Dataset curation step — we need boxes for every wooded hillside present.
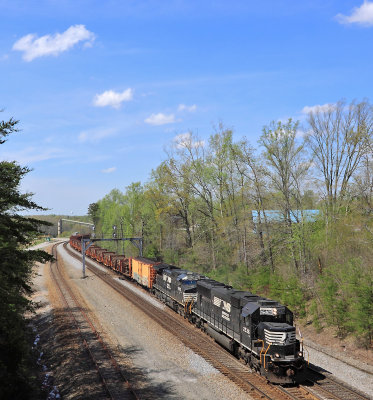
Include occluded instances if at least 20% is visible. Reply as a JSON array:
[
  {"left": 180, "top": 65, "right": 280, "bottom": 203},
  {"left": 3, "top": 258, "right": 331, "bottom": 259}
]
[{"left": 91, "top": 100, "right": 373, "bottom": 347}]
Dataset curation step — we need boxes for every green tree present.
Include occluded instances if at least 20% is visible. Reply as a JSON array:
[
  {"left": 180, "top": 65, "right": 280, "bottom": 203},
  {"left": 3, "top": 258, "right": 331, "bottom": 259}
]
[
  {"left": 0, "top": 115, "right": 52, "bottom": 399},
  {"left": 88, "top": 202, "right": 100, "bottom": 226}
]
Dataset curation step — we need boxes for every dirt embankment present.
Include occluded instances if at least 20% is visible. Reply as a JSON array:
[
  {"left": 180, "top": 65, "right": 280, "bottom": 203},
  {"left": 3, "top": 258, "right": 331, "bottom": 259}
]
[
  {"left": 30, "top": 243, "right": 109, "bottom": 399},
  {"left": 298, "top": 322, "right": 373, "bottom": 372}
]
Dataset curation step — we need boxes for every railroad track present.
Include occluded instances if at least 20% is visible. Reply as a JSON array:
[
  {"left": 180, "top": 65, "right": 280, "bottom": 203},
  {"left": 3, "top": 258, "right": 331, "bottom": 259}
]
[
  {"left": 63, "top": 242, "right": 326, "bottom": 400},
  {"left": 50, "top": 243, "right": 139, "bottom": 400},
  {"left": 302, "top": 366, "right": 371, "bottom": 400},
  {"left": 64, "top": 241, "right": 373, "bottom": 400}
]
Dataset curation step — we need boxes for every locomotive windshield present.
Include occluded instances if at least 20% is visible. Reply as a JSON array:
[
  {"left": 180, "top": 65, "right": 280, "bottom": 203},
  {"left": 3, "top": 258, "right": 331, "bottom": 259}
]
[
  {"left": 182, "top": 279, "right": 197, "bottom": 285},
  {"left": 260, "top": 314, "right": 286, "bottom": 323},
  {"left": 260, "top": 310, "right": 293, "bottom": 325}
]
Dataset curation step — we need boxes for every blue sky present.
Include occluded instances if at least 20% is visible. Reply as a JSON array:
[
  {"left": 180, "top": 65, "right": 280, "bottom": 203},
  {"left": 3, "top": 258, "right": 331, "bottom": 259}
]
[{"left": 1, "top": 0, "right": 372, "bottom": 215}]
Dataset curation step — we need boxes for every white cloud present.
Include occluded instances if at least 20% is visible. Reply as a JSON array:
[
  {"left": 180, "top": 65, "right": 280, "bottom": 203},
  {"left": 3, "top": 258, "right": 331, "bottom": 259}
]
[
  {"left": 12, "top": 24, "right": 95, "bottom": 61},
  {"left": 145, "top": 113, "right": 176, "bottom": 125},
  {"left": 296, "top": 129, "right": 307, "bottom": 138},
  {"left": 178, "top": 104, "right": 197, "bottom": 112},
  {"left": 78, "top": 128, "right": 117, "bottom": 143},
  {"left": 336, "top": 1, "right": 373, "bottom": 26},
  {"left": 101, "top": 167, "right": 116, "bottom": 173},
  {"left": 0, "top": 146, "right": 63, "bottom": 164},
  {"left": 301, "top": 103, "right": 335, "bottom": 114},
  {"left": 93, "top": 88, "right": 134, "bottom": 109},
  {"left": 173, "top": 132, "right": 204, "bottom": 149}
]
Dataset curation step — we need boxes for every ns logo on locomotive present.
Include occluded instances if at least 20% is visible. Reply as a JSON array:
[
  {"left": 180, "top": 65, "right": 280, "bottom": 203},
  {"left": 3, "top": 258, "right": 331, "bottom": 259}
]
[{"left": 70, "top": 235, "right": 306, "bottom": 384}]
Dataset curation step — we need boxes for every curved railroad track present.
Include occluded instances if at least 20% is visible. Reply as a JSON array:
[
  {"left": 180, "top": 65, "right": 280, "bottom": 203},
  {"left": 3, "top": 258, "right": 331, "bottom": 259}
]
[
  {"left": 63, "top": 242, "right": 324, "bottom": 400},
  {"left": 50, "top": 242, "right": 139, "bottom": 400},
  {"left": 62, "top": 241, "right": 372, "bottom": 400}
]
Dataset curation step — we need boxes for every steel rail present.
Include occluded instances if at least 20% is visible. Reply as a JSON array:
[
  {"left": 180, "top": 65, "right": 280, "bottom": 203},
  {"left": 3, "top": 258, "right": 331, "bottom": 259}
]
[
  {"left": 51, "top": 243, "right": 139, "bottom": 400},
  {"left": 303, "top": 367, "right": 371, "bottom": 400},
  {"left": 64, "top": 242, "right": 323, "bottom": 400}
]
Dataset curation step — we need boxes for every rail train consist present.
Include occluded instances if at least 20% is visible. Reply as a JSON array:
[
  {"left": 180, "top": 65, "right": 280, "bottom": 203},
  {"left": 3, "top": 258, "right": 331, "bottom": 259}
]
[{"left": 70, "top": 235, "right": 306, "bottom": 384}]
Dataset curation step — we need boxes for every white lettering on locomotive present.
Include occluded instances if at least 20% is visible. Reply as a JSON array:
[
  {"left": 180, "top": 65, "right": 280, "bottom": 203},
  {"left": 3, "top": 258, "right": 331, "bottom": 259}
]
[
  {"left": 213, "top": 296, "right": 231, "bottom": 312},
  {"left": 222, "top": 311, "right": 230, "bottom": 321}
]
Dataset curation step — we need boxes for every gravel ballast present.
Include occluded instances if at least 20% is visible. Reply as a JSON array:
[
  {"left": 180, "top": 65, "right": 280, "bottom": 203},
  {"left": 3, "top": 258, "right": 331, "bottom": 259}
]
[
  {"left": 32, "top": 241, "right": 373, "bottom": 399},
  {"left": 57, "top": 243, "right": 250, "bottom": 399},
  {"left": 306, "top": 344, "right": 373, "bottom": 398}
]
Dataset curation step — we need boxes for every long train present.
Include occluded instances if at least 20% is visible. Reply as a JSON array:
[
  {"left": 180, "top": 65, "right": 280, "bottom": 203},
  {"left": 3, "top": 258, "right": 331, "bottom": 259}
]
[{"left": 69, "top": 234, "right": 306, "bottom": 384}]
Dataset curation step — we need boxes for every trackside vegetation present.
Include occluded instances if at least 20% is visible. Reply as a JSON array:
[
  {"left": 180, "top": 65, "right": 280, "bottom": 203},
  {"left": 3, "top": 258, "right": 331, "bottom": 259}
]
[
  {"left": 0, "top": 115, "right": 52, "bottom": 399},
  {"left": 91, "top": 100, "right": 373, "bottom": 347}
]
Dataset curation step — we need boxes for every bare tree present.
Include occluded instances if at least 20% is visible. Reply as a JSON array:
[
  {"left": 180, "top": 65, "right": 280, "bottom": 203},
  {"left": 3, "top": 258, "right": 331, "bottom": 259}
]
[
  {"left": 149, "top": 161, "right": 194, "bottom": 249},
  {"left": 352, "top": 153, "right": 373, "bottom": 213},
  {"left": 170, "top": 132, "right": 219, "bottom": 269},
  {"left": 306, "top": 99, "right": 373, "bottom": 213},
  {"left": 259, "top": 119, "right": 308, "bottom": 271},
  {"left": 231, "top": 139, "right": 275, "bottom": 271}
]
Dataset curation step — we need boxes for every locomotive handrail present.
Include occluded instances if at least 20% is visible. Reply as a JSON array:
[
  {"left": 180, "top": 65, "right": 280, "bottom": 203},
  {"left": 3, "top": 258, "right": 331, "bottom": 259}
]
[
  {"left": 263, "top": 343, "right": 272, "bottom": 371},
  {"left": 301, "top": 339, "right": 310, "bottom": 366},
  {"left": 189, "top": 299, "right": 194, "bottom": 314},
  {"left": 184, "top": 301, "right": 188, "bottom": 315},
  {"left": 258, "top": 339, "right": 265, "bottom": 364}
]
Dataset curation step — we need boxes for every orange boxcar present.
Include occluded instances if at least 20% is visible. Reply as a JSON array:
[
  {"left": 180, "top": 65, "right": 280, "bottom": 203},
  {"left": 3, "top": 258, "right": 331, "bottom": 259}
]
[{"left": 131, "top": 257, "right": 160, "bottom": 289}]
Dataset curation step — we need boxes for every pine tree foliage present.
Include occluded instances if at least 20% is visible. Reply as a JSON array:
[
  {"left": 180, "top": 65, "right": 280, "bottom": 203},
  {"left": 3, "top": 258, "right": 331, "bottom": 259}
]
[{"left": 0, "top": 115, "right": 52, "bottom": 399}]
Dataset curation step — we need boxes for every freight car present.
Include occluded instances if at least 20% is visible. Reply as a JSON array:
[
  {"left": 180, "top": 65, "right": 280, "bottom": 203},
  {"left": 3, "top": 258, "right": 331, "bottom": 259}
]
[{"left": 69, "top": 235, "right": 306, "bottom": 384}]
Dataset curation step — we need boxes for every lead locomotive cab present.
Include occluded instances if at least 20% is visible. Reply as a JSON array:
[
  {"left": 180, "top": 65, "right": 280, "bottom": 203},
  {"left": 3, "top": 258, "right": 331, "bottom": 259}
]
[{"left": 242, "top": 300, "right": 306, "bottom": 384}]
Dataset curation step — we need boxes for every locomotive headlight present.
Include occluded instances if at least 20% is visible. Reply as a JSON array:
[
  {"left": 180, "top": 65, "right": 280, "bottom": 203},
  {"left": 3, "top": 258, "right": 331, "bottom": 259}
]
[
  {"left": 298, "top": 351, "right": 303, "bottom": 357},
  {"left": 275, "top": 353, "right": 280, "bottom": 358}
]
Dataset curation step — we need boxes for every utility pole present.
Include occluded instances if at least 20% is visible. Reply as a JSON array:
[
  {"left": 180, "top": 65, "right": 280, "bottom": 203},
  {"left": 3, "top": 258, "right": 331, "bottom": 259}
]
[{"left": 120, "top": 217, "right": 124, "bottom": 255}]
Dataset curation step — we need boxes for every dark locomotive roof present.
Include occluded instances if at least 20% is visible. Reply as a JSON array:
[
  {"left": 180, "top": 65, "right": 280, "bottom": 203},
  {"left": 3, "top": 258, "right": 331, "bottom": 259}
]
[
  {"left": 240, "top": 294, "right": 263, "bottom": 307},
  {"left": 162, "top": 268, "right": 205, "bottom": 284},
  {"left": 199, "top": 279, "right": 288, "bottom": 315},
  {"left": 197, "top": 279, "right": 229, "bottom": 289},
  {"left": 177, "top": 272, "right": 205, "bottom": 281},
  {"left": 241, "top": 298, "right": 287, "bottom": 318},
  {"left": 197, "top": 279, "right": 228, "bottom": 298},
  {"left": 258, "top": 299, "right": 279, "bottom": 306},
  {"left": 164, "top": 268, "right": 189, "bottom": 277},
  {"left": 157, "top": 263, "right": 178, "bottom": 269},
  {"left": 153, "top": 263, "right": 178, "bottom": 272},
  {"left": 210, "top": 286, "right": 263, "bottom": 308}
]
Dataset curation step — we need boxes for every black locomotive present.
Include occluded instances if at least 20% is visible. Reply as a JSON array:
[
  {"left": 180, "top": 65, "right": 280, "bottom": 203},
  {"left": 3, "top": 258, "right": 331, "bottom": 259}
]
[
  {"left": 154, "top": 269, "right": 306, "bottom": 384},
  {"left": 70, "top": 235, "right": 306, "bottom": 384}
]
